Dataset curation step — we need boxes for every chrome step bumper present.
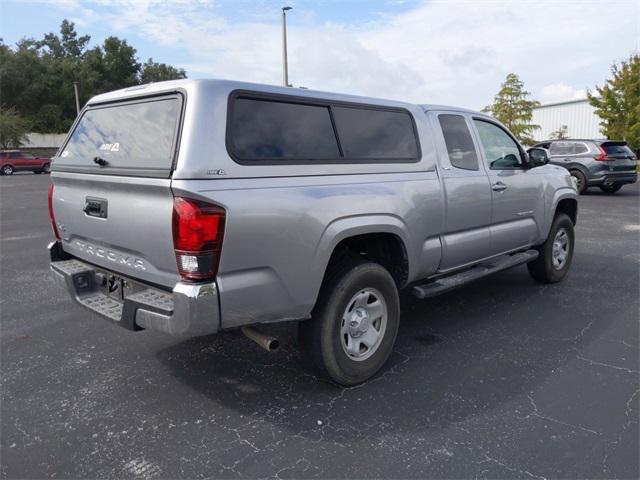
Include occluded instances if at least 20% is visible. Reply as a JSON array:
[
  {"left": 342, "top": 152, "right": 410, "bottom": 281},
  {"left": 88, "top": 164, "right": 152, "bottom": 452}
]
[{"left": 49, "top": 241, "right": 220, "bottom": 336}]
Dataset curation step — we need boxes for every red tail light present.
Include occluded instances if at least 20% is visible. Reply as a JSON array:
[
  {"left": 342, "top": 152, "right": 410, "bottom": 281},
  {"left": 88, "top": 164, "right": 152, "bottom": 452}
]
[
  {"left": 595, "top": 145, "right": 607, "bottom": 161},
  {"left": 48, "top": 183, "right": 60, "bottom": 240},
  {"left": 172, "top": 197, "right": 225, "bottom": 282}
]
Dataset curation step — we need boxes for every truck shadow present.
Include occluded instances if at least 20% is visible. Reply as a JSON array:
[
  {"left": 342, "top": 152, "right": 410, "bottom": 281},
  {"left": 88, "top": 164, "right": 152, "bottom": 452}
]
[{"left": 155, "top": 254, "right": 630, "bottom": 442}]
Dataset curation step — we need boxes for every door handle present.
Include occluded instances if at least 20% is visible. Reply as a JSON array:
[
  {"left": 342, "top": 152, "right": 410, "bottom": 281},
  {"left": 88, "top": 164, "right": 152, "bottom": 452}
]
[{"left": 492, "top": 182, "right": 508, "bottom": 192}]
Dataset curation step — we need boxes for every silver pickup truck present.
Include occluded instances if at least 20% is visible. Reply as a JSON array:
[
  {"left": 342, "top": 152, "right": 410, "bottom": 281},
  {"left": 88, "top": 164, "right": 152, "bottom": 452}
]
[{"left": 48, "top": 79, "right": 578, "bottom": 385}]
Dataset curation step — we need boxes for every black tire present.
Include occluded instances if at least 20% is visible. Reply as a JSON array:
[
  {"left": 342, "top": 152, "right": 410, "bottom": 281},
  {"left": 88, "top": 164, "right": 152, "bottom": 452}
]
[
  {"left": 527, "top": 213, "right": 575, "bottom": 284},
  {"left": 299, "top": 258, "right": 400, "bottom": 386},
  {"left": 599, "top": 184, "right": 622, "bottom": 194},
  {"left": 570, "top": 170, "right": 587, "bottom": 194},
  {"left": 2, "top": 165, "right": 14, "bottom": 175},
  {"left": 42, "top": 163, "right": 50, "bottom": 174},
  {"left": 34, "top": 170, "right": 42, "bottom": 174}
]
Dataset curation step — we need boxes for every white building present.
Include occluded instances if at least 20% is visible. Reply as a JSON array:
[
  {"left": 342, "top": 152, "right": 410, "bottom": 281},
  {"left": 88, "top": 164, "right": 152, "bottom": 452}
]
[
  {"left": 531, "top": 98, "right": 603, "bottom": 141},
  {"left": 19, "top": 132, "right": 67, "bottom": 156}
]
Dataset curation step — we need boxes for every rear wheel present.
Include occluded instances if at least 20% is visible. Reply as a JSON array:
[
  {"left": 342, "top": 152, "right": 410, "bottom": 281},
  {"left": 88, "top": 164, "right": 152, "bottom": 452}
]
[
  {"left": 299, "top": 258, "right": 400, "bottom": 386},
  {"left": 599, "top": 184, "right": 622, "bottom": 194},
  {"left": 2, "top": 165, "right": 14, "bottom": 175},
  {"left": 527, "top": 213, "right": 575, "bottom": 284},
  {"left": 570, "top": 170, "right": 587, "bottom": 194}
]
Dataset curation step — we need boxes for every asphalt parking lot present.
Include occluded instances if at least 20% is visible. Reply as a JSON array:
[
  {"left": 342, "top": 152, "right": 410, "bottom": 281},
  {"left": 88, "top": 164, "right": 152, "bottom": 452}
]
[{"left": 1, "top": 172, "right": 638, "bottom": 479}]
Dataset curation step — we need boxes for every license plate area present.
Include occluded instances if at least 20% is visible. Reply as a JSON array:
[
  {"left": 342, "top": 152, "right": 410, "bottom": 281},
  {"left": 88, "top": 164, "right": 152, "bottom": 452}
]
[{"left": 96, "top": 272, "right": 138, "bottom": 302}]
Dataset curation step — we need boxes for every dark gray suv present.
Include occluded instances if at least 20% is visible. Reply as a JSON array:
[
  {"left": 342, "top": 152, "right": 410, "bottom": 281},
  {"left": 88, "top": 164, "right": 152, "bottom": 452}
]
[{"left": 533, "top": 139, "right": 637, "bottom": 194}]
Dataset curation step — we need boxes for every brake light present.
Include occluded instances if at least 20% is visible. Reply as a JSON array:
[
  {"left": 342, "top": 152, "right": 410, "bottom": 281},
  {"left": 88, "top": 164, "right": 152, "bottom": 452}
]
[
  {"left": 172, "top": 197, "right": 225, "bottom": 282},
  {"left": 595, "top": 146, "right": 607, "bottom": 161},
  {"left": 48, "top": 183, "right": 60, "bottom": 240}
]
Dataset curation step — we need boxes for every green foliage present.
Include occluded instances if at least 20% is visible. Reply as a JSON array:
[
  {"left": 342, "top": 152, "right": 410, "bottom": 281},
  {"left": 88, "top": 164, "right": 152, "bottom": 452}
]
[
  {"left": 0, "top": 106, "right": 31, "bottom": 148},
  {"left": 140, "top": 58, "right": 187, "bottom": 84},
  {"left": 550, "top": 125, "right": 569, "bottom": 140},
  {"left": 588, "top": 54, "right": 640, "bottom": 152},
  {"left": 483, "top": 73, "right": 540, "bottom": 145},
  {"left": 0, "top": 20, "right": 187, "bottom": 133}
]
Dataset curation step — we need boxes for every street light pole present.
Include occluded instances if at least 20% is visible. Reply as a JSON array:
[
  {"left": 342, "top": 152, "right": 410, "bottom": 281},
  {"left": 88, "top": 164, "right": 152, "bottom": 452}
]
[
  {"left": 281, "top": 6, "right": 292, "bottom": 87},
  {"left": 73, "top": 82, "right": 80, "bottom": 115}
]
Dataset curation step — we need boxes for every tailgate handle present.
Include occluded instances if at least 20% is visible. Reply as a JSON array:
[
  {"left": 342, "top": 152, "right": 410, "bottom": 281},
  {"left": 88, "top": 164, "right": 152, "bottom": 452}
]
[{"left": 84, "top": 197, "right": 108, "bottom": 218}]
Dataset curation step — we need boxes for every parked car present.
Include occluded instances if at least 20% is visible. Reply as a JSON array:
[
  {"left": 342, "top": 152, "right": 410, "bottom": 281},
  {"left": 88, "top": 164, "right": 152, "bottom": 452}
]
[
  {"left": 0, "top": 150, "right": 51, "bottom": 175},
  {"left": 532, "top": 139, "right": 637, "bottom": 194},
  {"left": 47, "top": 79, "right": 578, "bottom": 385}
]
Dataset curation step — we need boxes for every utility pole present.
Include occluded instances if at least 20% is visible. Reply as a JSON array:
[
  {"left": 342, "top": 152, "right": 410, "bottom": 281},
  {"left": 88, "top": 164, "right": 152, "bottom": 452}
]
[
  {"left": 73, "top": 82, "right": 80, "bottom": 115},
  {"left": 281, "top": 6, "right": 292, "bottom": 87}
]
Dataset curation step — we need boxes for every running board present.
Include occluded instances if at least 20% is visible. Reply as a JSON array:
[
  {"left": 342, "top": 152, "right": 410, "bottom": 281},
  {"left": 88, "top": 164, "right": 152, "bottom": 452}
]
[{"left": 412, "top": 249, "right": 539, "bottom": 299}]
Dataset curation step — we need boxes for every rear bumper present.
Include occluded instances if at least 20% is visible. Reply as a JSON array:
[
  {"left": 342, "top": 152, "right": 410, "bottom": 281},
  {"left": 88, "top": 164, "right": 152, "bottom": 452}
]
[
  {"left": 48, "top": 241, "right": 220, "bottom": 336},
  {"left": 588, "top": 171, "right": 637, "bottom": 186}
]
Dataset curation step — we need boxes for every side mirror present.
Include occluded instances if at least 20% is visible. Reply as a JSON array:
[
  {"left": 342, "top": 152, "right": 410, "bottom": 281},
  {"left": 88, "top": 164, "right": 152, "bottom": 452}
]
[{"left": 527, "top": 147, "right": 549, "bottom": 167}]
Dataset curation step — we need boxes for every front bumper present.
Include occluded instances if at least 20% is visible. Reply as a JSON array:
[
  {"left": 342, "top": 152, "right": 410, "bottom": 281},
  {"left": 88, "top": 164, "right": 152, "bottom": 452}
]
[
  {"left": 588, "top": 171, "right": 637, "bottom": 186},
  {"left": 48, "top": 241, "right": 220, "bottom": 336}
]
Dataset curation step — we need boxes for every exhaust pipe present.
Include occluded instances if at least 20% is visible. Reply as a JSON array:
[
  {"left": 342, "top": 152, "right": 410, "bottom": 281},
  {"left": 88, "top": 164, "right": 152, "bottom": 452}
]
[{"left": 241, "top": 326, "right": 280, "bottom": 352}]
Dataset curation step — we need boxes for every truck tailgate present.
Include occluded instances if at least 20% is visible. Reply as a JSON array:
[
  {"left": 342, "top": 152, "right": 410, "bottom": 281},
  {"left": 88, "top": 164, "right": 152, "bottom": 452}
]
[
  {"left": 52, "top": 173, "right": 179, "bottom": 288},
  {"left": 50, "top": 93, "right": 184, "bottom": 289}
]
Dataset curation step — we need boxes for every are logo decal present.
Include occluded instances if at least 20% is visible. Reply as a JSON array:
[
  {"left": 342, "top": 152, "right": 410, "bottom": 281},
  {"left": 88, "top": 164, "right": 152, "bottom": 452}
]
[{"left": 99, "top": 142, "right": 120, "bottom": 152}]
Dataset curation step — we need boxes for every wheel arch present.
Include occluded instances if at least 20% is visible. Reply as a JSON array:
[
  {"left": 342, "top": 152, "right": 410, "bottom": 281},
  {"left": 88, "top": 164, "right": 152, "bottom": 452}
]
[
  {"left": 311, "top": 216, "right": 411, "bottom": 308},
  {"left": 566, "top": 164, "right": 590, "bottom": 183},
  {"left": 556, "top": 197, "right": 578, "bottom": 225}
]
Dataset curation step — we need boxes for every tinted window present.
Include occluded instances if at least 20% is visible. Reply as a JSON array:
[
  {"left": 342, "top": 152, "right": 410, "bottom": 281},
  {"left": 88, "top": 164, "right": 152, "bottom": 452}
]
[
  {"left": 59, "top": 97, "right": 181, "bottom": 176},
  {"left": 574, "top": 143, "right": 589, "bottom": 154},
  {"left": 550, "top": 142, "right": 575, "bottom": 156},
  {"left": 473, "top": 120, "right": 523, "bottom": 170},
  {"left": 602, "top": 144, "right": 634, "bottom": 156},
  {"left": 438, "top": 114, "right": 478, "bottom": 170},
  {"left": 229, "top": 98, "right": 340, "bottom": 160},
  {"left": 332, "top": 107, "right": 418, "bottom": 159}
]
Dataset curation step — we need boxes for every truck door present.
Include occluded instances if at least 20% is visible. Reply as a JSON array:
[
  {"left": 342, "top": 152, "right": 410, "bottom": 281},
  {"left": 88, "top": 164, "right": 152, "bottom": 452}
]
[
  {"left": 430, "top": 112, "right": 493, "bottom": 270},
  {"left": 471, "top": 118, "right": 544, "bottom": 255}
]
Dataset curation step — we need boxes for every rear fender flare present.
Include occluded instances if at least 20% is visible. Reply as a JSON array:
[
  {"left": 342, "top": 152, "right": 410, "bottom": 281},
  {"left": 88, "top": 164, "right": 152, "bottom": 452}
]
[{"left": 310, "top": 214, "right": 412, "bottom": 294}]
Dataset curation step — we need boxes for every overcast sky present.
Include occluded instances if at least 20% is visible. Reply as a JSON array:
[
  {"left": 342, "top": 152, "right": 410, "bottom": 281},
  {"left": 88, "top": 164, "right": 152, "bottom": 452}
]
[{"left": 2, "top": 0, "right": 638, "bottom": 109}]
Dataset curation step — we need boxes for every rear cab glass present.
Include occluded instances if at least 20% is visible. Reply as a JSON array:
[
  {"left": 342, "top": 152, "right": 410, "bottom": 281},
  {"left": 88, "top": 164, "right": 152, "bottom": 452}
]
[
  {"left": 54, "top": 95, "right": 183, "bottom": 178},
  {"left": 227, "top": 92, "right": 420, "bottom": 164}
]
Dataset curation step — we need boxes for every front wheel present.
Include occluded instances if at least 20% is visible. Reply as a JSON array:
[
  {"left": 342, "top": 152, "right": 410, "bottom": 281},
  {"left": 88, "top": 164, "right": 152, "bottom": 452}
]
[
  {"left": 527, "top": 213, "right": 575, "bottom": 283},
  {"left": 599, "top": 184, "right": 622, "bottom": 194},
  {"left": 2, "top": 165, "right": 14, "bottom": 175},
  {"left": 299, "top": 259, "right": 400, "bottom": 386}
]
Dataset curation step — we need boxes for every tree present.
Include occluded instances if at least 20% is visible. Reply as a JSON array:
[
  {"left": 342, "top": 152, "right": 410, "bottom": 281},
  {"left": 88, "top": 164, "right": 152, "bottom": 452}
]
[
  {"left": 0, "top": 20, "right": 187, "bottom": 133},
  {"left": 588, "top": 54, "right": 640, "bottom": 152},
  {"left": 101, "top": 37, "right": 140, "bottom": 91},
  {"left": 0, "top": 106, "right": 30, "bottom": 148},
  {"left": 140, "top": 58, "right": 186, "bottom": 83},
  {"left": 550, "top": 125, "right": 569, "bottom": 140},
  {"left": 39, "top": 19, "right": 90, "bottom": 58},
  {"left": 483, "top": 73, "right": 540, "bottom": 144}
]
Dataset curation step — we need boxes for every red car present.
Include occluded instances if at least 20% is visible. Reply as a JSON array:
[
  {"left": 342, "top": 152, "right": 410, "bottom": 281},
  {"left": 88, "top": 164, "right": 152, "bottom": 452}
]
[{"left": 0, "top": 150, "right": 51, "bottom": 175}]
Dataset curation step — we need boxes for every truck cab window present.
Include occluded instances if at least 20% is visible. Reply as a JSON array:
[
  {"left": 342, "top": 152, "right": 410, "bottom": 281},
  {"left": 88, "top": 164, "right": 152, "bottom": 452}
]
[
  {"left": 473, "top": 120, "right": 523, "bottom": 170},
  {"left": 438, "top": 114, "right": 479, "bottom": 170}
]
